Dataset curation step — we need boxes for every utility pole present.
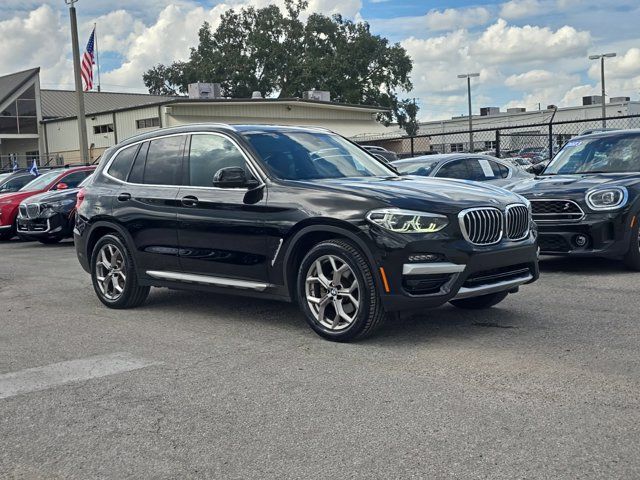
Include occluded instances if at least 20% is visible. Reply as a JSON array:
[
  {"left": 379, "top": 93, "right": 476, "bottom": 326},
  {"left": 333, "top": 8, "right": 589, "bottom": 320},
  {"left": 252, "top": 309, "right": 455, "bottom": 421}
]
[
  {"left": 589, "top": 53, "right": 616, "bottom": 128},
  {"left": 66, "top": 0, "right": 89, "bottom": 164},
  {"left": 458, "top": 73, "right": 480, "bottom": 152}
]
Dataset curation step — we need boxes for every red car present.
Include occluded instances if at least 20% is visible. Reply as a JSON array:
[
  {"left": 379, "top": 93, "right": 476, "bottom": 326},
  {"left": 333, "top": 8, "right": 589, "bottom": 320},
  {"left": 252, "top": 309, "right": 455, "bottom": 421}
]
[{"left": 0, "top": 166, "right": 95, "bottom": 241}]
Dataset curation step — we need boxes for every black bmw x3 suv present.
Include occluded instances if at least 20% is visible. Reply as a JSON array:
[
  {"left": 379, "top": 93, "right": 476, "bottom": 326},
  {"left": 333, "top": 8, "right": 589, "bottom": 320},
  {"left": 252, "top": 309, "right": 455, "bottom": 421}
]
[
  {"left": 511, "top": 130, "right": 640, "bottom": 270},
  {"left": 75, "top": 124, "right": 538, "bottom": 341}
]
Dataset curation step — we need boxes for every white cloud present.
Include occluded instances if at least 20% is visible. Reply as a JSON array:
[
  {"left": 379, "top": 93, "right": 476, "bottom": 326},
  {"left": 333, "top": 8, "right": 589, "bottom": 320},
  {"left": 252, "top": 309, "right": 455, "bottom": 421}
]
[
  {"left": 499, "top": 0, "right": 542, "bottom": 20},
  {"left": 472, "top": 19, "right": 591, "bottom": 64},
  {"left": 425, "top": 7, "right": 491, "bottom": 31},
  {"left": 505, "top": 69, "right": 580, "bottom": 89}
]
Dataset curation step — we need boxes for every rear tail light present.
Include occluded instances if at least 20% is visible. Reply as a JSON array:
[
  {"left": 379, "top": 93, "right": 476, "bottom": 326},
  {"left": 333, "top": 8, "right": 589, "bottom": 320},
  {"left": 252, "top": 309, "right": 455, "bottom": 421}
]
[{"left": 75, "top": 187, "right": 86, "bottom": 211}]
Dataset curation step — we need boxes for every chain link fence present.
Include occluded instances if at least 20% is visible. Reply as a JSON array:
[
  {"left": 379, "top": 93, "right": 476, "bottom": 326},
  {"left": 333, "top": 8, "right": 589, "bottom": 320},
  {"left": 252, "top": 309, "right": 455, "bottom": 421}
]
[{"left": 356, "top": 114, "right": 640, "bottom": 160}]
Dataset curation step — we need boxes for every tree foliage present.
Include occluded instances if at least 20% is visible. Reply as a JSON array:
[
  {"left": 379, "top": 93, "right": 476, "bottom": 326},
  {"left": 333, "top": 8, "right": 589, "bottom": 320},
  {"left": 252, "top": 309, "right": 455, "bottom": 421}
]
[
  {"left": 143, "top": 0, "right": 413, "bottom": 122},
  {"left": 396, "top": 99, "right": 420, "bottom": 136}
]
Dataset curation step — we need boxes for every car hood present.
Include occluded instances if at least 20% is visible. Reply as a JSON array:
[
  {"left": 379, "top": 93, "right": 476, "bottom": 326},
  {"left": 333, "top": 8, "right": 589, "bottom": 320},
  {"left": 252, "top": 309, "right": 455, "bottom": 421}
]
[
  {"left": 0, "top": 189, "right": 45, "bottom": 205},
  {"left": 301, "top": 176, "right": 525, "bottom": 214},
  {"left": 23, "top": 188, "right": 79, "bottom": 205},
  {"left": 509, "top": 173, "right": 640, "bottom": 198}
]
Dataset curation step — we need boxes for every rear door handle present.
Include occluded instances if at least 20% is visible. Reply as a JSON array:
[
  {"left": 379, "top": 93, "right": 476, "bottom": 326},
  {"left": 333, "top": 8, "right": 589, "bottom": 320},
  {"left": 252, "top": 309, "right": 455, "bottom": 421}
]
[
  {"left": 181, "top": 195, "right": 199, "bottom": 207},
  {"left": 117, "top": 192, "right": 131, "bottom": 202}
]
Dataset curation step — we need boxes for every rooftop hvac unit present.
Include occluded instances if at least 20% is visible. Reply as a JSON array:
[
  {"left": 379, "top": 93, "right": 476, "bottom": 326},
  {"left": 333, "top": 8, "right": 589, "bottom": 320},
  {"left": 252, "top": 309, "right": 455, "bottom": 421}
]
[
  {"left": 507, "top": 107, "right": 526, "bottom": 113},
  {"left": 547, "top": 105, "right": 557, "bottom": 110},
  {"left": 480, "top": 107, "right": 500, "bottom": 116},
  {"left": 610, "top": 96, "right": 631, "bottom": 103},
  {"left": 187, "top": 82, "right": 222, "bottom": 99},
  {"left": 303, "top": 90, "right": 331, "bottom": 102},
  {"left": 582, "top": 95, "right": 603, "bottom": 106},
  {"left": 251, "top": 91, "right": 263, "bottom": 99}
]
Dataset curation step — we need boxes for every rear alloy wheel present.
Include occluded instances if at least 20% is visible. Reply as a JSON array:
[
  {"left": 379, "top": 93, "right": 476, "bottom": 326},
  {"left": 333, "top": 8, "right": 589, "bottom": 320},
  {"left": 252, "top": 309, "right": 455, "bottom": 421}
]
[
  {"left": 623, "top": 216, "right": 640, "bottom": 271},
  {"left": 449, "top": 291, "right": 509, "bottom": 310},
  {"left": 297, "top": 239, "right": 386, "bottom": 342},
  {"left": 91, "top": 233, "right": 150, "bottom": 309}
]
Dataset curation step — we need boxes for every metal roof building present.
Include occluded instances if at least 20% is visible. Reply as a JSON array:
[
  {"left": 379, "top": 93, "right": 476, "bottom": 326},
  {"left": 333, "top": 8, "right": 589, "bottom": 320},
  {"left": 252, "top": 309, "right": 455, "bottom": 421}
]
[{"left": 0, "top": 68, "right": 390, "bottom": 168}]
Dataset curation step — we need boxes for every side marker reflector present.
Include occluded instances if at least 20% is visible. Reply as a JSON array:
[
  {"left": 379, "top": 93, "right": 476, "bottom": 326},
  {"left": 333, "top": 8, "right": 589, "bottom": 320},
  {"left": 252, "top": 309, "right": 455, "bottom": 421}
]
[{"left": 379, "top": 267, "right": 390, "bottom": 293}]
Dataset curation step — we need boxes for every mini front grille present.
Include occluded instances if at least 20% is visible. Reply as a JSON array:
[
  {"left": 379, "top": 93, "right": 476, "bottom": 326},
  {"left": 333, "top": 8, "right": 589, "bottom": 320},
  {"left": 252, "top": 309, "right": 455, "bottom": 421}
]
[
  {"left": 459, "top": 208, "right": 503, "bottom": 245},
  {"left": 530, "top": 199, "right": 584, "bottom": 222},
  {"left": 538, "top": 234, "right": 571, "bottom": 253},
  {"left": 505, "top": 204, "right": 530, "bottom": 240}
]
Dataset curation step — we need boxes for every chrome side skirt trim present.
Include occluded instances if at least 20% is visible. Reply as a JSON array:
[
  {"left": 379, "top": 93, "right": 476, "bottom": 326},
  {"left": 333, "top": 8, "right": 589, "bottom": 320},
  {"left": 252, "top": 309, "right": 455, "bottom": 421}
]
[
  {"left": 452, "top": 274, "right": 533, "bottom": 300},
  {"left": 146, "top": 270, "right": 270, "bottom": 291},
  {"left": 402, "top": 262, "right": 466, "bottom": 275}
]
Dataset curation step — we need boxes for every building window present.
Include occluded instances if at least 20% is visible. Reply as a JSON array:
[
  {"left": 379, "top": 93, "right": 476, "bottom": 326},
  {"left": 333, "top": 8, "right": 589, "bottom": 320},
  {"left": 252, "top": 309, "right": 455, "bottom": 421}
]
[
  {"left": 136, "top": 117, "right": 160, "bottom": 129},
  {"left": 93, "top": 124, "right": 114, "bottom": 134},
  {"left": 484, "top": 141, "right": 497, "bottom": 150},
  {"left": 0, "top": 85, "right": 37, "bottom": 135},
  {"left": 450, "top": 143, "right": 464, "bottom": 153}
]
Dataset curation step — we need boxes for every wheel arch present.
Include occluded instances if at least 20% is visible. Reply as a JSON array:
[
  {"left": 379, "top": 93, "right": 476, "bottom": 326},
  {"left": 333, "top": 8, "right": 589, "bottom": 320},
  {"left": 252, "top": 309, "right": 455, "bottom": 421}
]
[
  {"left": 281, "top": 221, "right": 380, "bottom": 301},
  {"left": 84, "top": 220, "right": 137, "bottom": 268}
]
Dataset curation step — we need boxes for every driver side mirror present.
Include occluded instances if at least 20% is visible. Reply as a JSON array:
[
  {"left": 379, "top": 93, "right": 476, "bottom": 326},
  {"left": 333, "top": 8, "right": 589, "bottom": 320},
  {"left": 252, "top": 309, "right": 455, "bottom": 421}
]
[
  {"left": 55, "top": 182, "right": 68, "bottom": 190},
  {"left": 213, "top": 167, "right": 248, "bottom": 188}
]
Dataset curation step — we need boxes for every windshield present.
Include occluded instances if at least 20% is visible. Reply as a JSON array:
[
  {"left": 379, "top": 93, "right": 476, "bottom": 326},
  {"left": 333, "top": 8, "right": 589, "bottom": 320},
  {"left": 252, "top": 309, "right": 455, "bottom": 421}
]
[
  {"left": 544, "top": 133, "right": 640, "bottom": 175},
  {"left": 242, "top": 131, "right": 394, "bottom": 180},
  {"left": 19, "top": 170, "right": 60, "bottom": 191},
  {"left": 396, "top": 161, "right": 439, "bottom": 176}
]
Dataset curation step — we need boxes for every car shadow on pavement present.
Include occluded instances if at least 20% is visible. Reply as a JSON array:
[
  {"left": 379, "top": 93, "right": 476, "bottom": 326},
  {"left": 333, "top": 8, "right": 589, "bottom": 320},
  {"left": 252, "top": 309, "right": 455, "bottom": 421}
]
[
  {"left": 538, "top": 255, "right": 632, "bottom": 274},
  {"left": 140, "top": 287, "right": 520, "bottom": 345}
]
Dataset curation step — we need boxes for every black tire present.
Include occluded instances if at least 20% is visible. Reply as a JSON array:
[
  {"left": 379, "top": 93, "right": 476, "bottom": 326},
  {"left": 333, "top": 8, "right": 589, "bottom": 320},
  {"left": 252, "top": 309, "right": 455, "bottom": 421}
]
[
  {"left": 297, "top": 239, "right": 386, "bottom": 342},
  {"left": 623, "top": 217, "right": 640, "bottom": 271},
  {"left": 38, "top": 236, "right": 63, "bottom": 245},
  {"left": 449, "top": 291, "right": 509, "bottom": 310},
  {"left": 90, "top": 233, "right": 150, "bottom": 309}
]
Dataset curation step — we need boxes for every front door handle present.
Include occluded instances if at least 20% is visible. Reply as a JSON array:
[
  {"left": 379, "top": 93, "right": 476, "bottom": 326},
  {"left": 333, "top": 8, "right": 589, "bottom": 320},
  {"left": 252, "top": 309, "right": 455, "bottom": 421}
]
[
  {"left": 181, "top": 195, "right": 199, "bottom": 207},
  {"left": 117, "top": 192, "right": 131, "bottom": 202}
]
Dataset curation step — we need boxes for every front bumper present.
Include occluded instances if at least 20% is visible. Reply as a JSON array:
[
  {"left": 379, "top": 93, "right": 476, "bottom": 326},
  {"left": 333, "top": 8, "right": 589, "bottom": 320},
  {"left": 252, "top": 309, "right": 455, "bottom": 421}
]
[
  {"left": 536, "top": 210, "right": 635, "bottom": 258},
  {"left": 373, "top": 232, "right": 539, "bottom": 312},
  {"left": 17, "top": 212, "right": 72, "bottom": 238}
]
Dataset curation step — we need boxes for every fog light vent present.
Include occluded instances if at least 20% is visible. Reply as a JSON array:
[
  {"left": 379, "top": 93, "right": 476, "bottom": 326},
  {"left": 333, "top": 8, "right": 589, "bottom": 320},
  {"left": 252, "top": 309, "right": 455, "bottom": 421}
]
[{"left": 407, "top": 253, "right": 443, "bottom": 263}]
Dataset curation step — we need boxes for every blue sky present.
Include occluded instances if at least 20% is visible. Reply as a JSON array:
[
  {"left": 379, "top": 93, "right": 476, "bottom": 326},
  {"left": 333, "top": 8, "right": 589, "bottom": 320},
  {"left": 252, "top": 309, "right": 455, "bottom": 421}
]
[{"left": 1, "top": 0, "right": 639, "bottom": 122}]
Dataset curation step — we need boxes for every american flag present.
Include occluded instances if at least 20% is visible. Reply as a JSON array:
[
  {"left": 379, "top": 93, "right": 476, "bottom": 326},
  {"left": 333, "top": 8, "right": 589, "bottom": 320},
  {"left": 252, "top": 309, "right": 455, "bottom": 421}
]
[{"left": 81, "top": 27, "right": 96, "bottom": 92}]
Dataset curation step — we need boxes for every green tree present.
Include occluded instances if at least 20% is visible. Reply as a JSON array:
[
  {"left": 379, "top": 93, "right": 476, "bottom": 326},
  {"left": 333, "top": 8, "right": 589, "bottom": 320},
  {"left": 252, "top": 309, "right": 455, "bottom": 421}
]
[
  {"left": 143, "top": 0, "right": 412, "bottom": 121},
  {"left": 396, "top": 99, "right": 420, "bottom": 136}
]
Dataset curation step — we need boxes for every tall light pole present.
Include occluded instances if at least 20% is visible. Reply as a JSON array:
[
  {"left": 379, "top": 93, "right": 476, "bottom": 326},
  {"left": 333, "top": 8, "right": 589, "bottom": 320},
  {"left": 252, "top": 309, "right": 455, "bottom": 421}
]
[
  {"left": 65, "top": 0, "right": 89, "bottom": 164},
  {"left": 589, "top": 53, "right": 616, "bottom": 128},
  {"left": 458, "top": 73, "right": 480, "bottom": 152}
]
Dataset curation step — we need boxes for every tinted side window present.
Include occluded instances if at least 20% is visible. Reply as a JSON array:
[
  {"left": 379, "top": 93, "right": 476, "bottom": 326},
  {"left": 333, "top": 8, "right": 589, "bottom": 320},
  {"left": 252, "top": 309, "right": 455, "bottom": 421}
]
[
  {"left": 0, "top": 175, "right": 31, "bottom": 192},
  {"left": 58, "top": 170, "right": 89, "bottom": 188},
  {"left": 436, "top": 160, "right": 468, "bottom": 179},
  {"left": 107, "top": 144, "right": 139, "bottom": 181},
  {"left": 143, "top": 136, "right": 185, "bottom": 185},
  {"left": 188, "top": 134, "right": 247, "bottom": 187},
  {"left": 128, "top": 142, "right": 149, "bottom": 184},
  {"left": 466, "top": 159, "right": 492, "bottom": 181},
  {"left": 489, "top": 160, "right": 509, "bottom": 178}
]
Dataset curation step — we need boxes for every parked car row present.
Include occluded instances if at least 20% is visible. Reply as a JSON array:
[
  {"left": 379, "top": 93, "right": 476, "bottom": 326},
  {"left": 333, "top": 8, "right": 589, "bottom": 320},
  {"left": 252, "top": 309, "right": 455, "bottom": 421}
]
[{"left": 1, "top": 126, "right": 638, "bottom": 342}]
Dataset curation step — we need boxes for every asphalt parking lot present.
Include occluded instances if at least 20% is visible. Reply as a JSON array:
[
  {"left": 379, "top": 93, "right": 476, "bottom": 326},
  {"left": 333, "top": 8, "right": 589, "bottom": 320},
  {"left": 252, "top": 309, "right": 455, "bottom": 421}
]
[{"left": 0, "top": 239, "right": 638, "bottom": 479}]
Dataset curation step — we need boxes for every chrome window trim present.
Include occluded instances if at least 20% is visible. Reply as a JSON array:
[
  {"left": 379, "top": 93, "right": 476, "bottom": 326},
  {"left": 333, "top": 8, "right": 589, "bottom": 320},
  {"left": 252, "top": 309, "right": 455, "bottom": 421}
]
[
  {"left": 458, "top": 206, "right": 504, "bottom": 246},
  {"left": 102, "top": 131, "right": 266, "bottom": 190},
  {"left": 529, "top": 199, "right": 585, "bottom": 223},
  {"left": 504, "top": 203, "right": 530, "bottom": 241}
]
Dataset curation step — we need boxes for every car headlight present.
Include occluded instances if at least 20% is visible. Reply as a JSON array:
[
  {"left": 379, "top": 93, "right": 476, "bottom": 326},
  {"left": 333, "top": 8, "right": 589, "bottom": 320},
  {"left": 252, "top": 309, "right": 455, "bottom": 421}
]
[
  {"left": 366, "top": 208, "right": 449, "bottom": 233},
  {"left": 585, "top": 187, "right": 628, "bottom": 211}
]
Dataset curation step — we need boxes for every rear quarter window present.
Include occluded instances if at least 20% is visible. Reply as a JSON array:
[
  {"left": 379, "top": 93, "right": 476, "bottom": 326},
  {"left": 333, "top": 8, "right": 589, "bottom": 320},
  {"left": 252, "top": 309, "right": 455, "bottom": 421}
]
[{"left": 107, "top": 144, "right": 139, "bottom": 181}]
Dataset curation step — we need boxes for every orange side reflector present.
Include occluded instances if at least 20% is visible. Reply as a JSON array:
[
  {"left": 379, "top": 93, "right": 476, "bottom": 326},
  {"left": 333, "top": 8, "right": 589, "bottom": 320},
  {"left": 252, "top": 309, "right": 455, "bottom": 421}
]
[
  {"left": 379, "top": 267, "right": 390, "bottom": 293},
  {"left": 631, "top": 216, "right": 637, "bottom": 228}
]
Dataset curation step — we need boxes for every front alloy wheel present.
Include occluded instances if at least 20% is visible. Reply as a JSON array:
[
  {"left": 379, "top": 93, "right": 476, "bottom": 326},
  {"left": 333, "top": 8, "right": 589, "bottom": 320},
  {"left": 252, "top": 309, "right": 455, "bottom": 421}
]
[
  {"left": 91, "top": 233, "right": 150, "bottom": 308},
  {"left": 305, "top": 255, "right": 360, "bottom": 331},
  {"left": 297, "top": 239, "right": 386, "bottom": 341}
]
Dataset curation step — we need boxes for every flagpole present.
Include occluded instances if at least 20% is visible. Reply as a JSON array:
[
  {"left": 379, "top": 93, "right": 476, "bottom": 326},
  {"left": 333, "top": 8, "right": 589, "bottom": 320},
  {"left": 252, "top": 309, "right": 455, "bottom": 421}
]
[
  {"left": 94, "top": 23, "right": 101, "bottom": 92},
  {"left": 65, "top": 0, "right": 89, "bottom": 164}
]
